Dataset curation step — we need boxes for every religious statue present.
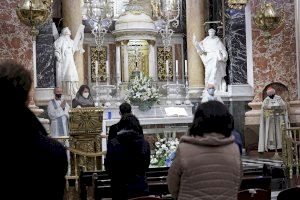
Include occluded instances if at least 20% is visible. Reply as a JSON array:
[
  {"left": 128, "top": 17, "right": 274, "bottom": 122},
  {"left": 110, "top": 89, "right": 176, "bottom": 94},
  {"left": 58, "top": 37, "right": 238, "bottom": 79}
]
[
  {"left": 258, "top": 87, "right": 289, "bottom": 152},
  {"left": 53, "top": 24, "right": 85, "bottom": 98},
  {"left": 193, "top": 29, "right": 228, "bottom": 92}
]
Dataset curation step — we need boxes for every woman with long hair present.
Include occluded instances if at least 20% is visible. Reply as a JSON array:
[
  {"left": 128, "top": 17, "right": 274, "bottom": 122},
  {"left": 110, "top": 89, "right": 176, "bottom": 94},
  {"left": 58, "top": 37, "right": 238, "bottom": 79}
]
[
  {"left": 72, "top": 84, "right": 95, "bottom": 108},
  {"left": 167, "top": 101, "right": 242, "bottom": 200}
]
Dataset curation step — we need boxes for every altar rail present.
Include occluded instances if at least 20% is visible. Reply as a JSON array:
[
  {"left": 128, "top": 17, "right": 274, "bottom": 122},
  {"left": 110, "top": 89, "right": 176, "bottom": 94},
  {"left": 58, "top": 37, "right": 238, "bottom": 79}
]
[{"left": 281, "top": 125, "right": 300, "bottom": 179}]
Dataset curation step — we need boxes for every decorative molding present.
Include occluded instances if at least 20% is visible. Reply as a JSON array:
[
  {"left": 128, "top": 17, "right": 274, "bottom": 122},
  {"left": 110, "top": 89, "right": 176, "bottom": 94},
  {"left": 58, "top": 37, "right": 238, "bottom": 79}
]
[{"left": 245, "top": 4, "right": 254, "bottom": 87}]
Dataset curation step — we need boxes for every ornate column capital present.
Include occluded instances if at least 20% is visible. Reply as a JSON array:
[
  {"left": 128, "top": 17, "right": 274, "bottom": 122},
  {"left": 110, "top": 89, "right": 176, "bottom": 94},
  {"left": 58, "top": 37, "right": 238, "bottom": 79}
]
[
  {"left": 147, "top": 40, "right": 156, "bottom": 46},
  {"left": 121, "top": 40, "right": 129, "bottom": 46}
]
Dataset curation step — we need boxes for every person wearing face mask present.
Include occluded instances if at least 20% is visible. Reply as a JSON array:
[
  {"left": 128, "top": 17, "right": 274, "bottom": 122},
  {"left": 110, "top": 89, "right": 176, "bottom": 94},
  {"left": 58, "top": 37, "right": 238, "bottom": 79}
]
[
  {"left": 72, "top": 84, "right": 95, "bottom": 108},
  {"left": 258, "top": 87, "right": 289, "bottom": 153},
  {"left": 48, "top": 87, "right": 70, "bottom": 137},
  {"left": 201, "top": 83, "right": 223, "bottom": 103}
]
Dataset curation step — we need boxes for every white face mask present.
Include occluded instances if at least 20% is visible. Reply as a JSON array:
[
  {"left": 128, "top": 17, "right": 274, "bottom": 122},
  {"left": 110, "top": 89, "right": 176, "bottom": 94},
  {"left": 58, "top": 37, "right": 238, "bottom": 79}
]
[{"left": 82, "top": 92, "right": 89, "bottom": 99}]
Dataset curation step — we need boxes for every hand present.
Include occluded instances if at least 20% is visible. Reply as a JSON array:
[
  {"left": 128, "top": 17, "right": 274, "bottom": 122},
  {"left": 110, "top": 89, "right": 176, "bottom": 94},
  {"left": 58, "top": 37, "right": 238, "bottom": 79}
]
[
  {"left": 193, "top": 35, "right": 197, "bottom": 45},
  {"left": 60, "top": 100, "right": 66, "bottom": 109}
]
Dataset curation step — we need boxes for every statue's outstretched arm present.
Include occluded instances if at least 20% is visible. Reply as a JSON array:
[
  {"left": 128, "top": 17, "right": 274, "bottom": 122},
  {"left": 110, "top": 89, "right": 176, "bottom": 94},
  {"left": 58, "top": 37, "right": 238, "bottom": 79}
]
[
  {"left": 73, "top": 24, "right": 85, "bottom": 53},
  {"left": 52, "top": 22, "right": 59, "bottom": 41}
]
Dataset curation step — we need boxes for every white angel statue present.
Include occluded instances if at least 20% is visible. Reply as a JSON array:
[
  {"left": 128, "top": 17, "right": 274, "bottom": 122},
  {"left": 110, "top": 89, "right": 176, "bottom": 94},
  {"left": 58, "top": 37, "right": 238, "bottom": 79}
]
[{"left": 52, "top": 23, "right": 85, "bottom": 98}]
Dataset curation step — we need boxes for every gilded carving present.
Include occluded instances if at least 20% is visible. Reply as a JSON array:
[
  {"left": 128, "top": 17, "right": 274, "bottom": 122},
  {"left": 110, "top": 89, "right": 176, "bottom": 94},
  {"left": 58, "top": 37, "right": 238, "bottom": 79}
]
[
  {"left": 69, "top": 107, "right": 103, "bottom": 135},
  {"left": 68, "top": 107, "right": 104, "bottom": 174},
  {"left": 157, "top": 46, "right": 173, "bottom": 81},
  {"left": 91, "top": 47, "right": 107, "bottom": 82},
  {"left": 127, "top": 40, "right": 149, "bottom": 76}
]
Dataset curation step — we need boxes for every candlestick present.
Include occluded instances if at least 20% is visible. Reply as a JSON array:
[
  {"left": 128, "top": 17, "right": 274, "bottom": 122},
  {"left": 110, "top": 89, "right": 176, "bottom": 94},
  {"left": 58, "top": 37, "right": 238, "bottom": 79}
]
[
  {"left": 184, "top": 60, "right": 188, "bottom": 76},
  {"left": 106, "top": 60, "right": 109, "bottom": 77},
  {"left": 166, "top": 60, "right": 169, "bottom": 77},
  {"left": 95, "top": 61, "right": 99, "bottom": 77},
  {"left": 175, "top": 60, "right": 179, "bottom": 76}
]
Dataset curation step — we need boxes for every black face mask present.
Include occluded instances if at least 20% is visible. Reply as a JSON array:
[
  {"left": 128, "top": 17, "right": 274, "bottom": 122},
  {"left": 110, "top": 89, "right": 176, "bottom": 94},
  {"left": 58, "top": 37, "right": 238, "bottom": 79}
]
[
  {"left": 269, "top": 94, "right": 275, "bottom": 99},
  {"left": 55, "top": 94, "right": 62, "bottom": 99}
]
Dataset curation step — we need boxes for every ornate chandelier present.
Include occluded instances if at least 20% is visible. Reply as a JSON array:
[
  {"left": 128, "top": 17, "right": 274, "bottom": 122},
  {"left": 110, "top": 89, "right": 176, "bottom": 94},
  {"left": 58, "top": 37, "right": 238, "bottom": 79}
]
[
  {"left": 85, "top": 0, "right": 114, "bottom": 50},
  {"left": 227, "top": 0, "right": 249, "bottom": 10},
  {"left": 16, "top": 0, "right": 52, "bottom": 40},
  {"left": 152, "top": 0, "right": 180, "bottom": 51},
  {"left": 253, "top": 2, "right": 284, "bottom": 41}
]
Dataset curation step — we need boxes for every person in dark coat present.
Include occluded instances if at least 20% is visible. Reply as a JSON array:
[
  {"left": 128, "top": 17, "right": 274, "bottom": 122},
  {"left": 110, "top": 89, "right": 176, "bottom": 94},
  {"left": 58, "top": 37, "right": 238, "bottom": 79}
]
[
  {"left": 0, "top": 61, "right": 68, "bottom": 200},
  {"left": 104, "top": 114, "right": 150, "bottom": 200},
  {"left": 107, "top": 102, "right": 132, "bottom": 143}
]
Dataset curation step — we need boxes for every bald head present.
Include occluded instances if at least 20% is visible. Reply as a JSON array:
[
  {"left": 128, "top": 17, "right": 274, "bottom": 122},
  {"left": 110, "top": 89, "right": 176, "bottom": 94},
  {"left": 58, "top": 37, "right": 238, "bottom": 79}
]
[
  {"left": 207, "top": 83, "right": 215, "bottom": 89},
  {"left": 266, "top": 88, "right": 275, "bottom": 96},
  {"left": 54, "top": 87, "right": 62, "bottom": 100}
]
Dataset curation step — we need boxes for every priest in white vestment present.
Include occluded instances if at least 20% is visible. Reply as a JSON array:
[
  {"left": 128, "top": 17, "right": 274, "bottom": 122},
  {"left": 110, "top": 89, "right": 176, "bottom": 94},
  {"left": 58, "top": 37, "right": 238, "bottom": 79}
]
[
  {"left": 48, "top": 87, "right": 70, "bottom": 137},
  {"left": 201, "top": 84, "right": 223, "bottom": 103},
  {"left": 258, "top": 87, "right": 289, "bottom": 152}
]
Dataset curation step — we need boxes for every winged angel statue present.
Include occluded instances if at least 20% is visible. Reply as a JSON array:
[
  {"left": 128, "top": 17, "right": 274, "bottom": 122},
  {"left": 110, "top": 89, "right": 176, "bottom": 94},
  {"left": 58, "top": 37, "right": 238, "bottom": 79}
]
[{"left": 52, "top": 23, "right": 85, "bottom": 98}]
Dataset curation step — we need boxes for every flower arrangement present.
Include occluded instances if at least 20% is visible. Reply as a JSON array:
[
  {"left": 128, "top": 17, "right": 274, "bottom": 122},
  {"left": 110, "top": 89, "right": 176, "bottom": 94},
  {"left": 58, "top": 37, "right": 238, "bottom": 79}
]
[
  {"left": 150, "top": 136, "right": 179, "bottom": 167},
  {"left": 125, "top": 73, "right": 160, "bottom": 111}
]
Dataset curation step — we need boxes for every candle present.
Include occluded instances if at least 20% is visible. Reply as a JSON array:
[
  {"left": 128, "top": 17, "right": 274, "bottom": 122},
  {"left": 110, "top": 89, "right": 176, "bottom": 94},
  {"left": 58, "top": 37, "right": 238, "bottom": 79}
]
[
  {"left": 106, "top": 60, "right": 109, "bottom": 77},
  {"left": 95, "top": 61, "right": 99, "bottom": 77},
  {"left": 185, "top": 60, "right": 188, "bottom": 76},
  {"left": 166, "top": 60, "right": 169, "bottom": 77},
  {"left": 175, "top": 60, "right": 179, "bottom": 76}
]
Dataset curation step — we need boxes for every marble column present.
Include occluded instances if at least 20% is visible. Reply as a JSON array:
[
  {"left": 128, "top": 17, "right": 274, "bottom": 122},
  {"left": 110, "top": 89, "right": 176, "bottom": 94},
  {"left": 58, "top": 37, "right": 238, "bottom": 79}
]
[
  {"left": 186, "top": 0, "right": 206, "bottom": 90},
  {"left": 62, "top": 0, "right": 84, "bottom": 85},
  {"left": 122, "top": 41, "right": 129, "bottom": 82},
  {"left": 225, "top": 7, "right": 247, "bottom": 84},
  {"left": 148, "top": 40, "right": 156, "bottom": 80},
  {"left": 116, "top": 43, "right": 121, "bottom": 83}
]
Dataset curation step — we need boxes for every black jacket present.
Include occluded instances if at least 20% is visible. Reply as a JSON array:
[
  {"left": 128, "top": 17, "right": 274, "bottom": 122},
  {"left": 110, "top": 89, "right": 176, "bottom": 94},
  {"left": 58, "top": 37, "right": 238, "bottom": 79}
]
[
  {"left": 1, "top": 106, "right": 68, "bottom": 200},
  {"left": 104, "top": 129, "right": 150, "bottom": 200}
]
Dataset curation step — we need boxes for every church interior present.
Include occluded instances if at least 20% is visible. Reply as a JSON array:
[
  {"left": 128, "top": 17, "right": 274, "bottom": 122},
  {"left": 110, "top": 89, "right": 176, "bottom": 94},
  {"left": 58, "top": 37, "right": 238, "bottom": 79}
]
[{"left": 1, "top": 0, "right": 300, "bottom": 199}]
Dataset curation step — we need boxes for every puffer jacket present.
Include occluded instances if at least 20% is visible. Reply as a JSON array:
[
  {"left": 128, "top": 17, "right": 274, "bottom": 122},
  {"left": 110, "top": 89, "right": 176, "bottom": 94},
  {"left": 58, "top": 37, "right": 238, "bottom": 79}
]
[{"left": 167, "top": 133, "right": 242, "bottom": 200}]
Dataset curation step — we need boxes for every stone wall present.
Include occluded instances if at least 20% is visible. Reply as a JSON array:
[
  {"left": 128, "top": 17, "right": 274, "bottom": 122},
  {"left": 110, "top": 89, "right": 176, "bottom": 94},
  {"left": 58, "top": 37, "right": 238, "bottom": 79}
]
[
  {"left": 0, "top": 0, "right": 33, "bottom": 69},
  {"left": 251, "top": 0, "right": 297, "bottom": 101}
]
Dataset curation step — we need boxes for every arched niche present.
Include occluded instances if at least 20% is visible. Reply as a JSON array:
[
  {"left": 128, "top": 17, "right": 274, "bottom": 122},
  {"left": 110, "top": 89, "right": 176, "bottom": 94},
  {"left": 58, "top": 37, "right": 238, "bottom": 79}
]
[{"left": 262, "top": 82, "right": 289, "bottom": 102}]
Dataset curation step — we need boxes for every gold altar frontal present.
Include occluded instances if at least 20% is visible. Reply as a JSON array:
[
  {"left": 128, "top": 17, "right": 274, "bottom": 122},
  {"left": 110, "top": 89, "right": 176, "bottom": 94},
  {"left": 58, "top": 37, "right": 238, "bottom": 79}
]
[{"left": 68, "top": 107, "right": 104, "bottom": 175}]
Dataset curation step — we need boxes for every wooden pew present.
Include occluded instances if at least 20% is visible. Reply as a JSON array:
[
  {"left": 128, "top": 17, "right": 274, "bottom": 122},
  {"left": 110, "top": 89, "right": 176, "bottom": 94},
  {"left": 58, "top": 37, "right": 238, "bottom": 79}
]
[{"left": 80, "top": 167, "right": 272, "bottom": 200}]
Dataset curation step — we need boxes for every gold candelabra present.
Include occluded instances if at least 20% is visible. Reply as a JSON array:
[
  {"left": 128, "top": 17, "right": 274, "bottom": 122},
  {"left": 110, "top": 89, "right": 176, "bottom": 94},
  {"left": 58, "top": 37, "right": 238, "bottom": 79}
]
[
  {"left": 253, "top": 2, "right": 284, "bottom": 41},
  {"left": 16, "top": 0, "right": 52, "bottom": 40},
  {"left": 227, "top": 0, "right": 249, "bottom": 10}
]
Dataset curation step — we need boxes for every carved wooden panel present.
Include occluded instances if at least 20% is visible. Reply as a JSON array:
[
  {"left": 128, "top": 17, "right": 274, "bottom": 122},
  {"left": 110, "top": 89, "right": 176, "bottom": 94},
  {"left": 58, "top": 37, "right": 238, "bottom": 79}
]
[{"left": 90, "top": 47, "right": 107, "bottom": 82}]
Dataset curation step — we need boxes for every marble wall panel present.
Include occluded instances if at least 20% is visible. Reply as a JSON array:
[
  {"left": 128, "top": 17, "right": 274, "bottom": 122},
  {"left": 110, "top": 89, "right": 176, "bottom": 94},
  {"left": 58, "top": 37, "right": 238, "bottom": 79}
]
[
  {"left": 225, "top": 8, "right": 247, "bottom": 84},
  {"left": 109, "top": 44, "right": 116, "bottom": 84},
  {"left": 0, "top": 0, "right": 33, "bottom": 70},
  {"left": 251, "top": 0, "right": 297, "bottom": 101},
  {"left": 36, "top": 21, "right": 56, "bottom": 88}
]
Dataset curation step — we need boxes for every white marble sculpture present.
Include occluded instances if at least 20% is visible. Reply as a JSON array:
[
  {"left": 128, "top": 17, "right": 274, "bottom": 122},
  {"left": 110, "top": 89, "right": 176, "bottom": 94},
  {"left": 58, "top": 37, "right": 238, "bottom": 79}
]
[
  {"left": 53, "top": 24, "right": 85, "bottom": 98},
  {"left": 193, "top": 29, "right": 228, "bottom": 92}
]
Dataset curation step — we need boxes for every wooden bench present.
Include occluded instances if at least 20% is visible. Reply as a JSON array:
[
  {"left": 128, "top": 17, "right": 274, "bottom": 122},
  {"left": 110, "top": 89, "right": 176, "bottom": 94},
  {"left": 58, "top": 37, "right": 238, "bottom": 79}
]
[{"left": 79, "top": 167, "right": 272, "bottom": 200}]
